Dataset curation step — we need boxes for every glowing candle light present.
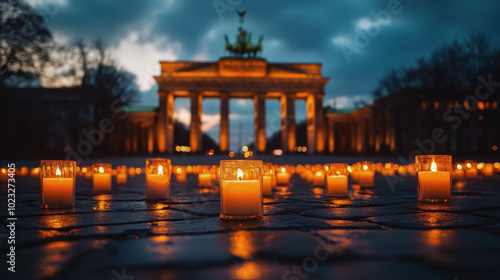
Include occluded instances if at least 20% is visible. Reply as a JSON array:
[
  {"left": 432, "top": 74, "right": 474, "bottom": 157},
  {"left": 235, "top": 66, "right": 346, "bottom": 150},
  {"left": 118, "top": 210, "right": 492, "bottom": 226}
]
[
  {"left": 276, "top": 167, "right": 290, "bottom": 185},
  {"left": 116, "top": 165, "right": 127, "bottom": 185},
  {"left": 92, "top": 164, "right": 112, "bottom": 193},
  {"left": 41, "top": 160, "right": 76, "bottom": 208},
  {"left": 325, "top": 163, "right": 349, "bottom": 197},
  {"left": 358, "top": 162, "right": 375, "bottom": 187},
  {"left": 416, "top": 155, "right": 452, "bottom": 202},
  {"left": 220, "top": 160, "right": 263, "bottom": 220},
  {"left": 313, "top": 170, "right": 325, "bottom": 187},
  {"left": 262, "top": 163, "right": 274, "bottom": 196},
  {"left": 465, "top": 161, "right": 478, "bottom": 179},
  {"left": 146, "top": 159, "right": 171, "bottom": 200}
]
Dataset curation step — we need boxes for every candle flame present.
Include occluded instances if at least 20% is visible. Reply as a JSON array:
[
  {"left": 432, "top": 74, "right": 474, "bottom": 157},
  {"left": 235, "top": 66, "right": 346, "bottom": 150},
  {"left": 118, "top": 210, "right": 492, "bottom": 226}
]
[
  {"left": 99, "top": 167, "right": 104, "bottom": 173},
  {"left": 431, "top": 161, "right": 437, "bottom": 172},
  {"left": 457, "top": 164, "right": 462, "bottom": 170},
  {"left": 335, "top": 171, "right": 340, "bottom": 175},
  {"left": 176, "top": 167, "right": 182, "bottom": 174},
  {"left": 466, "top": 163, "right": 472, "bottom": 169},
  {"left": 363, "top": 165, "right": 368, "bottom": 170},
  {"left": 237, "top": 168, "right": 243, "bottom": 181},
  {"left": 158, "top": 165, "right": 164, "bottom": 175},
  {"left": 56, "top": 167, "right": 61, "bottom": 177},
  {"left": 280, "top": 167, "right": 286, "bottom": 173}
]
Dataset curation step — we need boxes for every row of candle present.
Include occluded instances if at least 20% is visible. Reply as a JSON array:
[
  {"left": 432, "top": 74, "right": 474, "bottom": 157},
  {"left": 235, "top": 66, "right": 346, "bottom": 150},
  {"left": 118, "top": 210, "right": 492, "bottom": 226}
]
[{"left": 35, "top": 156, "right": 499, "bottom": 219}]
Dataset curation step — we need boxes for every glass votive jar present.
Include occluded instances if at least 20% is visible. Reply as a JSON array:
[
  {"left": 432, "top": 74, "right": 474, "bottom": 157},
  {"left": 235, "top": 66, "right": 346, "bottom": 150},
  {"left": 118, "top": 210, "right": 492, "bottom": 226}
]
[
  {"left": 198, "top": 165, "right": 212, "bottom": 187},
  {"left": 173, "top": 166, "right": 187, "bottom": 184},
  {"left": 116, "top": 165, "right": 127, "bottom": 185},
  {"left": 220, "top": 160, "right": 263, "bottom": 220},
  {"left": 263, "top": 163, "right": 274, "bottom": 196},
  {"left": 312, "top": 164, "right": 325, "bottom": 187},
  {"left": 452, "top": 163, "right": 465, "bottom": 181},
  {"left": 464, "top": 160, "right": 478, "bottom": 179},
  {"left": 480, "top": 163, "right": 494, "bottom": 177},
  {"left": 276, "top": 165, "right": 291, "bottom": 185},
  {"left": 325, "top": 163, "right": 349, "bottom": 197},
  {"left": 145, "top": 158, "right": 171, "bottom": 200},
  {"left": 40, "top": 160, "right": 76, "bottom": 209},
  {"left": 92, "top": 163, "right": 112, "bottom": 193},
  {"left": 415, "top": 155, "right": 452, "bottom": 202},
  {"left": 358, "top": 161, "right": 375, "bottom": 187}
]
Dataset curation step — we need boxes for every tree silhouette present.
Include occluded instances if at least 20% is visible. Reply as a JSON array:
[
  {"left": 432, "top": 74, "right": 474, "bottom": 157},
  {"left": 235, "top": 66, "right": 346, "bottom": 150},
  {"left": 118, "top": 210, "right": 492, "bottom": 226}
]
[
  {"left": 0, "top": 0, "right": 53, "bottom": 87},
  {"left": 372, "top": 33, "right": 499, "bottom": 98}
]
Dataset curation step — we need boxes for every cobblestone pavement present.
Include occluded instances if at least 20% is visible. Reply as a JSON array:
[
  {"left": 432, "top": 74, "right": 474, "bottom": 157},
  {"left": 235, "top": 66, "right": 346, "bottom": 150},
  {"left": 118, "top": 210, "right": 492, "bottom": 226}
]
[{"left": 1, "top": 156, "right": 500, "bottom": 280}]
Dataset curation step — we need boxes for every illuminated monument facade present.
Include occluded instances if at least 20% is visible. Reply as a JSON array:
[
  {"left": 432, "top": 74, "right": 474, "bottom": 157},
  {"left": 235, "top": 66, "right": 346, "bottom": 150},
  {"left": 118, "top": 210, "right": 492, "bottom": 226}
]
[
  {"left": 153, "top": 11, "right": 328, "bottom": 154},
  {"left": 154, "top": 59, "right": 329, "bottom": 154}
]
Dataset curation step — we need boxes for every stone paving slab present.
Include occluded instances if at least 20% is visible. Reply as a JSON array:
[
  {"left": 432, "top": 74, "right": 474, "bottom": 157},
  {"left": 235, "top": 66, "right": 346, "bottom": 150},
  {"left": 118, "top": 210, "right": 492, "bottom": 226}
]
[{"left": 1, "top": 162, "right": 500, "bottom": 280}]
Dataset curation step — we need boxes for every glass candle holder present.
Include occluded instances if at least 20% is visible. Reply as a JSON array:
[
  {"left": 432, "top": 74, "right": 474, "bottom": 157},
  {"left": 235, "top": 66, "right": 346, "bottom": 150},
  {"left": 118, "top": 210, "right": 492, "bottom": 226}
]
[
  {"left": 198, "top": 165, "right": 212, "bottom": 187},
  {"left": 480, "top": 163, "right": 494, "bottom": 177},
  {"left": 452, "top": 162, "right": 465, "bottom": 181},
  {"left": 92, "top": 163, "right": 112, "bottom": 193},
  {"left": 173, "top": 166, "right": 187, "bottom": 184},
  {"left": 116, "top": 165, "right": 127, "bottom": 185},
  {"left": 415, "top": 155, "right": 452, "bottom": 202},
  {"left": 312, "top": 164, "right": 326, "bottom": 187},
  {"left": 220, "top": 160, "right": 263, "bottom": 220},
  {"left": 357, "top": 161, "right": 375, "bottom": 187},
  {"left": 325, "top": 163, "right": 349, "bottom": 197},
  {"left": 276, "top": 165, "right": 291, "bottom": 185},
  {"left": 350, "top": 163, "right": 360, "bottom": 183},
  {"left": 40, "top": 160, "right": 76, "bottom": 209},
  {"left": 464, "top": 160, "right": 478, "bottom": 179},
  {"left": 263, "top": 163, "right": 274, "bottom": 196},
  {"left": 145, "top": 158, "right": 171, "bottom": 200}
]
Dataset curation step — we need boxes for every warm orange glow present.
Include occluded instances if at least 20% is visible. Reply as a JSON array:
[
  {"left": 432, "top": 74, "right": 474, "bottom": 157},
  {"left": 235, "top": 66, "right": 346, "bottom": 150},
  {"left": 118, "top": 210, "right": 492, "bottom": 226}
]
[
  {"left": 466, "top": 163, "right": 472, "bottom": 169},
  {"left": 98, "top": 167, "right": 104, "bottom": 173},
  {"left": 493, "top": 145, "right": 498, "bottom": 151},
  {"left": 230, "top": 231, "right": 255, "bottom": 259},
  {"left": 135, "top": 167, "right": 142, "bottom": 175},
  {"left": 158, "top": 165, "right": 164, "bottom": 175},
  {"left": 280, "top": 167, "right": 286, "bottom": 173},
  {"left": 229, "top": 151, "right": 235, "bottom": 157},
  {"left": 55, "top": 167, "right": 61, "bottom": 177},
  {"left": 81, "top": 167, "right": 87, "bottom": 173},
  {"left": 494, "top": 162, "right": 500, "bottom": 169},
  {"left": 237, "top": 168, "right": 243, "bottom": 181},
  {"left": 477, "top": 162, "right": 484, "bottom": 170},
  {"left": 176, "top": 167, "right": 182, "bottom": 174},
  {"left": 233, "top": 261, "right": 261, "bottom": 280},
  {"left": 363, "top": 164, "right": 368, "bottom": 171},
  {"left": 430, "top": 161, "right": 437, "bottom": 172},
  {"left": 457, "top": 164, "right": 462, "bottom": 170}
]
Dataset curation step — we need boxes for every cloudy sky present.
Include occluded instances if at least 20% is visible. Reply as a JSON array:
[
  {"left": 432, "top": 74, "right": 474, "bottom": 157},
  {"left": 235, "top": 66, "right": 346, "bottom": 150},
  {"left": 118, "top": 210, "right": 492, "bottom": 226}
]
[{"left": 29, "top": 0, "right": 500, "bottom": 151}]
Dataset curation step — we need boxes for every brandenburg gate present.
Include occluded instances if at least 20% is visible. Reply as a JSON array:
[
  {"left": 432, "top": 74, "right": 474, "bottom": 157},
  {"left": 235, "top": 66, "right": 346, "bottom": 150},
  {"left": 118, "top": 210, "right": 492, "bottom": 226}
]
[{"left": 154, "top": 58, "right": 329, "bottom": 154}]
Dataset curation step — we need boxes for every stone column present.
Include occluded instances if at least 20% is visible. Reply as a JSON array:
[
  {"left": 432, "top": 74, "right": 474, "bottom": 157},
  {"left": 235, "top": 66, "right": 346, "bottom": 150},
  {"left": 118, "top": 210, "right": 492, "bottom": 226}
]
[
  {"left": 157, "top": 92, "right": 167, "bottom": 153},
  {"left": 147, "top": 121, "right": 154, "bottom": 154},
  {"left": 190, "top": 92, "right": 203, "bottom": 153},
  {"left": 328, "top": 120, "right": 335, "bottom": 154},
  {"left": 357, "top": 119, "right": 364, "bottom": 153},
  {"left": 166, "top": 92, "right": 175, "bottom": 154},
  {"left": 254, "top": 94, "right": 266, "bottom": 153},
  {"left": 315, "top": 95, "right": 325, "bottom": 153},
  {"left": 306, "top": 94, "right": 316, "bottom": 154},
  {"left": 132, "top": 121, "right": 138, "bottom": 154},
  {"left": 219, "top": 92, "right": 229, "bottom": 153},
  {"left": 280, "top": 94, "right": 296, "bottom": 153},
  {"left": 350, "top": 120, "right": 357, "bottom": 153}
]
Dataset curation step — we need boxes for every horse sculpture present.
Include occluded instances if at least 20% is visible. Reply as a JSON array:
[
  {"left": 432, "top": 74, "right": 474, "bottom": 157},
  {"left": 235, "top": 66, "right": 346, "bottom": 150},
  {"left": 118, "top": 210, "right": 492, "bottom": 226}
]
[{"left": 223, "top": 11, "right": 264, "bottom": 58}]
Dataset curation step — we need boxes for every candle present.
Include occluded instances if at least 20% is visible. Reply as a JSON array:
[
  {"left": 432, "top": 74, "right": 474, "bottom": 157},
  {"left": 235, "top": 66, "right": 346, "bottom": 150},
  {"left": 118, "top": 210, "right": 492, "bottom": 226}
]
[
  {"left": 359, "top": 164, "right": 375, "bottom": 187},
  {"left": 146, "top": 159, "right": 171, "bottom": 200},
  {"left": 220, "top": 160, "right": 263, "bottom": 220},
  {"left": 93, "top": 166, "right": 112, "bottom": 193},
  {"left": 40, "top": 160, "right": 76, "bottom": 208},
  {"left": 326, "top": 175, "right": 348, "bottom": 196},
  {"left": 480, "top": 163, "right": 494, "bottom": 177},
  {"left": 418, "top": 162, "right": 451, "bottom": 200},
  {"left": 176, "top": 173, "right": 187, "bottom": 184},
  {"left": 465, "top": 162, "right": 478, "bottom": 179},
  {"left": 116, "top": 165, "right": 127, "bottom": 185},
  {"left": 263, "top": 175, "right": 272, "bottom": 195},
  {"left": 452, "top": 164, "right": 464, "bottom": 181},
  {"left": 262, "top": 163, "right": 273, "bottom": 196},
  {"left": 277, "top": 167, "right": 290, "bottom": 185},
  {"left": 313, "top": 171, "right": 325, "bottom": 187},
  {"left": 325, "top": 163, "right": 349, "bottom": 197},
  {"left": 416, "top": 155, "right": 452, "bottom": 202},
  {"left": 198, "top": 173, "right": 212, "bottom": 187}
]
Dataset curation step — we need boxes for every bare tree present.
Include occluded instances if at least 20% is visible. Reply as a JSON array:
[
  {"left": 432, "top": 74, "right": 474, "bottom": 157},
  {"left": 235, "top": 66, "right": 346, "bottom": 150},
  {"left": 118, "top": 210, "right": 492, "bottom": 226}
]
[{"left": 0, "top": 0, "right": 53, "bottom": 87}]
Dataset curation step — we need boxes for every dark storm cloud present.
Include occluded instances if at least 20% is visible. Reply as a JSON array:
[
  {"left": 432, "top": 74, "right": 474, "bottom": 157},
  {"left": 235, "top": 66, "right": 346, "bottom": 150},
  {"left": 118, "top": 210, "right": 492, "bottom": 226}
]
[{"left": 34, "top": 0, "right": 500, "bottom": 148}]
